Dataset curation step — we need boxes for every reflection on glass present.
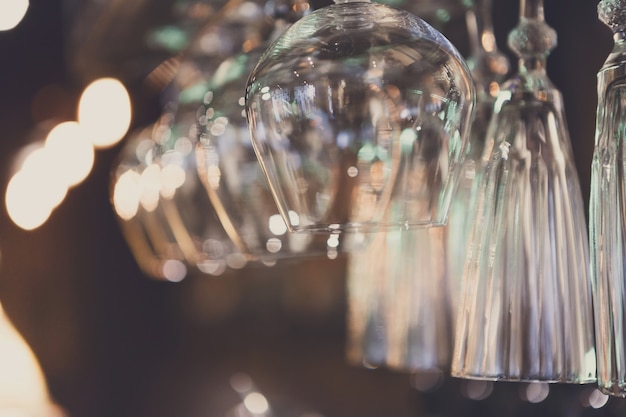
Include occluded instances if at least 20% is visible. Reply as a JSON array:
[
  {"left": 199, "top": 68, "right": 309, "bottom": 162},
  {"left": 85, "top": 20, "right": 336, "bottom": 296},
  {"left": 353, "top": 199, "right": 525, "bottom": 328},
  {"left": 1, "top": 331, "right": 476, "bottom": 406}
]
[
  {"left": 445, "top": 0, "right": 510, "bottom": 305},
  {"left": 246, "top": 0, "right": 474, "bottom": 233},
  {"left": 452, "top": 0, "right": 596, "bottom": 383},
  {"left": 590, "top": 0, "right": 626, "bottom": 398},
  {"left": 346, "top": 226, "right": 453, "bottom": 372}
]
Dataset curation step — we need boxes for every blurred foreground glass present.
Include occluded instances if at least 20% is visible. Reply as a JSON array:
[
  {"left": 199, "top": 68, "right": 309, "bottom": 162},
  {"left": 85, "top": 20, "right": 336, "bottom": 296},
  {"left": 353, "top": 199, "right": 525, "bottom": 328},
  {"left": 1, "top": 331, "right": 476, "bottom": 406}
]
[
  {"left": 590, "top": 0, "right": 626, "bottom": 398},
  {"left": 452, "top": 0, "right": 596, "bottom": 383},
  {"left": 346, "top": 227, "right": 454, "bottom": 372},
  {"left": 111, "top": 121, "right": 245, "bottom": 281},
  {"left": 245, "top": 0, "right": 474, "bottom": 233},
  {"left": 109, "top": 0, "right": 293, "bottom": 278}
]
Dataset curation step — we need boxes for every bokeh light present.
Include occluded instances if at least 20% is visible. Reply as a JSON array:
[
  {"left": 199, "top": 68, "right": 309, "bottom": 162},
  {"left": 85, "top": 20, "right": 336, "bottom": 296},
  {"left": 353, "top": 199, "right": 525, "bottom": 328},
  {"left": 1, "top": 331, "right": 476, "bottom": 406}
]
[
  {"left": 521, "top": 382, "right": 550, "bottom": 403},
  {"left": 460, "top": 380, "right": 493, "bottom": 401},
  {"left": 112, "top": 170, "right": 142, "bottom": 221},
  {"left": 0, "top": 0, "right": 29, "bottom": 31},
  {"left": 5, "top": 169, "right": 53, "bottom": 231},
  {"left": 78, "top": 78, "right": 132, "bottom": 148},
  {"left": 45, "top": 121, "right": 95, "bottom": 187},
  {"left": 243, "top": 392, "right": 269, "bottom": 414}
]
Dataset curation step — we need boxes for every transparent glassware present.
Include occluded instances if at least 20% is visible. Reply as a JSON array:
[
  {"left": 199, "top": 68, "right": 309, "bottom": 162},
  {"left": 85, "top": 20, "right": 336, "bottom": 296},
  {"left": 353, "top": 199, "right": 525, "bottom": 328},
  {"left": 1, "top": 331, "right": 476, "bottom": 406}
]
[
  {"left": 445, "top": 0, "right": 510, "bottom": 308},
  {"left": 346, "top": 226, "right": 453, "bottom": 372},
  {"left": 590, "top": 0, "right": 626, "bottom": 397},
  {"left": 196, "top": 44, "right": 364, "bottom": 261},
  {"left": 245, "top": 0, "right": 475, "bottom": 233},
  {"left": 451, "top": 0, "right": 597, "bottom": 383},
  {"left": 111, "top": 119, "right": 246, "bottom": 281},
  {"left": 377, "top": 0, "right": 466, "bottom": 32}
]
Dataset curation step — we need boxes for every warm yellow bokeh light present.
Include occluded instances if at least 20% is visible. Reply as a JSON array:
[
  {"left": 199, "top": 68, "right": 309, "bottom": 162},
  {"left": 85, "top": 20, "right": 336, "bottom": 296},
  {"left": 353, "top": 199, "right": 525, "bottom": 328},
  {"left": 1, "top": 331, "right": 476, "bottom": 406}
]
[
  {"left": 20, "top": 146, "right": 68, "bottom": 209},
  {"left": 140, "top": 163, "right": 162, "bottom": 212},
  {"left": 160, "top": 163, "right": 186, "bottom": 199},
  {"left": 45, "top": 121, "right": 95, "bottom": 187},
  {"left": 0, "top": 302, "right": 65, "bottom": 416},
  {"left": 0, "top": 0, "right": 29, "bottom": 31},
  {"left": 6, "top": 170, "right": 54, "bottom": 231},
  {"left": 78, "top": 78, "right": 132, "bottom": 149},
  {"left": 113, "top": 170, "right": 142, "bottom": 221}
]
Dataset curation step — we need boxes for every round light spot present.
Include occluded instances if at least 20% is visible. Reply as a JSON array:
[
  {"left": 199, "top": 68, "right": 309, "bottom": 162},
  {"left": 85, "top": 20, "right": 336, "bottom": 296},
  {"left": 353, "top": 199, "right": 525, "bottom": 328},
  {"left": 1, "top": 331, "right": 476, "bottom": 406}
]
[
  {"left": 78, "top": 78, "right": 132, "bottom": 148},
  {"left": 0, "top": 0, "right": 29, "bottom": 31},
  {"left": 243, "top": 392, "right": 269, "bottom": 415}
]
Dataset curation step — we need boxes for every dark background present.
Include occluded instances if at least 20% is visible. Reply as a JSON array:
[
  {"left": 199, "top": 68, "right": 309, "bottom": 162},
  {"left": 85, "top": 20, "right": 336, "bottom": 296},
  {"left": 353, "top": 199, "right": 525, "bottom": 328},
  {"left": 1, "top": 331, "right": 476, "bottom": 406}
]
[{"left": 0, "top": 1, "right": 615, "bottom": 416}]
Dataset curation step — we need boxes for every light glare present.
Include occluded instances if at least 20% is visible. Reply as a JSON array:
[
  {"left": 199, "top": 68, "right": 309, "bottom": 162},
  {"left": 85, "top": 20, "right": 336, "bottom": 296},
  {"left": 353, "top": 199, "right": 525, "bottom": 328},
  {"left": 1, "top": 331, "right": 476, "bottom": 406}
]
[
  {"left": 0, "top": 0, "right": 29, "bottom": 31},
  {"left": 113, "top": 170, "right": 142, "bottom": 221},
  {"left": 45, "top": 121, "right": 95, "bottom": 186},
  {"left": 243, "top": 392, "right": 269, "bottom": 414},
  {"left": 524, "top": 382, "right": 549, "bottom": 403},
  {"left": 78, "top": 78, "right": 132, "bottom": 148},
  {"left": 6, "top": 171, "right": 53, "bottom": 231},
  {"left": 268, "top": 214, "right": 287, "bottom": 235},
  {"left": 589, "top": 389, "right": 609, "bottom": 409}
]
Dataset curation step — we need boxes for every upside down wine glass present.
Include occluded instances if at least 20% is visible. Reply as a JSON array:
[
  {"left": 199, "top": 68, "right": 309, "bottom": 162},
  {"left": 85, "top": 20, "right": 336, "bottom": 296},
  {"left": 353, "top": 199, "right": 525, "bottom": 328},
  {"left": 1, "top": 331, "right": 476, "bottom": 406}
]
[
  {"left": 245, "top": 0, "right": 475, "bottom": 234},
  {"left": 591, "top": 0, "right": 626, "bottom": 397},
  {"left": 452, "top": 0, "right": 596, "bottom": 383}
]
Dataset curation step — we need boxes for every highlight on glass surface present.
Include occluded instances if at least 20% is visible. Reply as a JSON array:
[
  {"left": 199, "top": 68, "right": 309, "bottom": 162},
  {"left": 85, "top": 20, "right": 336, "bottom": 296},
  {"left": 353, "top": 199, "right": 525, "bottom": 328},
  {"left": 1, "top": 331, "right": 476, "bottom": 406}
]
[
  {"left": 445, "top": 0, "right": 510, "bottom": 299},
  {"left": 245, "top": 0, "right": 474, "bottom": 234},
  {"left": 590, "top": 0, "right": 626, "bottom": 398},
  {"left": 346, "top": 226, "right": 454, "bottom": 372},
  {"left": 111, "top": 121, "right": 246, "bottom": 281},
  {"left": 452, "top": 0, "right": 596, "bottom": 383}
]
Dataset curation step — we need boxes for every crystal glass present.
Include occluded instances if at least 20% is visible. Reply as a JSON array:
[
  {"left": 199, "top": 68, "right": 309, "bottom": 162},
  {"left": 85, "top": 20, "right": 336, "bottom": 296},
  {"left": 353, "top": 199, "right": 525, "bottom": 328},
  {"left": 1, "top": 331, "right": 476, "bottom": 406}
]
[
  {"left": 245, "top": 0, "right": 475, "bottom": 233},
  {"left": 346, "top": 226, "right": 453, "bottom": 372},
  {"left": 451, "top": 0, "right": 596, "bottom": 383},
  {"left": 590, "top": 0, "right": 626, "bottom": 397}
]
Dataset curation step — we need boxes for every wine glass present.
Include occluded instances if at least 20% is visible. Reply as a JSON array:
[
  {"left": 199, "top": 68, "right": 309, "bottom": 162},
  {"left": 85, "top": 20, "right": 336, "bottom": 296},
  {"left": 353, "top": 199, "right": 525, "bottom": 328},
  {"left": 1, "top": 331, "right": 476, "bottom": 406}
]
[
  {"left": 245, "top": 0, "right": 475, "bottom": 234},
  {"left": 451, "top": 0, "right": 596, "bottom": 383},
  {"left": 590, "top": 0, "right": 626, "bottom": 398}
]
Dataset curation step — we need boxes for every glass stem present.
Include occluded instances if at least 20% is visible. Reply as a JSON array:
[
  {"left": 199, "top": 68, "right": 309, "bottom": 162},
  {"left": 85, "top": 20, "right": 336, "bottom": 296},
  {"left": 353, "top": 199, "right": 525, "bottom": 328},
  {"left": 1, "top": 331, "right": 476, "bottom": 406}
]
[
  {"left": 509, "top": 0, "right": 555, "bottom": 73},
  {"left": 520, "top": 0, "right": 544, "bottom": 21}
]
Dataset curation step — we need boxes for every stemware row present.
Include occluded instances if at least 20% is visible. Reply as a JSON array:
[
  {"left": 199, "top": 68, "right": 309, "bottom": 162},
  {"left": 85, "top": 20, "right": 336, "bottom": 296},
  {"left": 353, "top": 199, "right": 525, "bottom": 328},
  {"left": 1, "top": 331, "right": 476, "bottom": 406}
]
[{"left": 108, "top": 0, "right": 626, "bottom": 398}]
